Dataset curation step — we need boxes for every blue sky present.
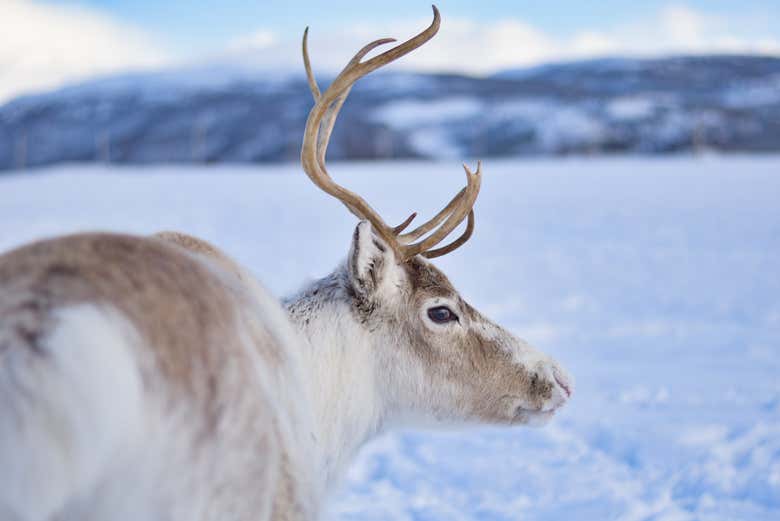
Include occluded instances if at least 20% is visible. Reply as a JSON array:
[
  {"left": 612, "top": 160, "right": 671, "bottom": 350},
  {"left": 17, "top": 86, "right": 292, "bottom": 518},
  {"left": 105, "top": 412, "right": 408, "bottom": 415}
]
[
  {"left": 2, "top": 1, "right": 780, "bottom": 102},
  {"left": 44, "top": 0, "right": 780, "bottom": 55}
]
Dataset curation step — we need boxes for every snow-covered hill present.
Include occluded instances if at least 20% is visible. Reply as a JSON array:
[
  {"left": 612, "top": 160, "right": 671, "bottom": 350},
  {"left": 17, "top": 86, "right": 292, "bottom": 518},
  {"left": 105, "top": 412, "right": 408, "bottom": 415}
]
[
  {"left": 1, "top": 55, "right": 780, "bottom": 171},
  {"left": 1, "top": 156, "right": 778, "bottom": 520}
]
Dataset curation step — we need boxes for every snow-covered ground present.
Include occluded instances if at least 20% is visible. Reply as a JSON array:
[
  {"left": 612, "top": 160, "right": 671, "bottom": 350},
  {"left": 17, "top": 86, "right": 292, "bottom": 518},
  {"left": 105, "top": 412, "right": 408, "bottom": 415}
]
[{"left": 1, "top": 156, "right": 778, "bottom": 520}]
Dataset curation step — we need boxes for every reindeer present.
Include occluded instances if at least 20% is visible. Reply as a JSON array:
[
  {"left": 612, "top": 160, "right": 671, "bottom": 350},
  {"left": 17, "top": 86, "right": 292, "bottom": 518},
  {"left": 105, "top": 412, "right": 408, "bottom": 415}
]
[{"left": 0, "top": 7, "right": 572, "bottom": 521}]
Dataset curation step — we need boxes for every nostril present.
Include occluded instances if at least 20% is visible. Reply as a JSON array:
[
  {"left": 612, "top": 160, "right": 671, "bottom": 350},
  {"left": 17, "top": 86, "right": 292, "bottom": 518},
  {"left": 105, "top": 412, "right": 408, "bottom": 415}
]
[{"left": 552, "top": 367, "right": 572, "bottom": 398}]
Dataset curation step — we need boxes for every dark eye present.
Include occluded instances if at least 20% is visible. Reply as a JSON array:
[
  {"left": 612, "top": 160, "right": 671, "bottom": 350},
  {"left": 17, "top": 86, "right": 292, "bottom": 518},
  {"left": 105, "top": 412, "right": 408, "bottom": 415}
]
[{"left": 427, "top": 306, "right": 458, "bottom": 324}]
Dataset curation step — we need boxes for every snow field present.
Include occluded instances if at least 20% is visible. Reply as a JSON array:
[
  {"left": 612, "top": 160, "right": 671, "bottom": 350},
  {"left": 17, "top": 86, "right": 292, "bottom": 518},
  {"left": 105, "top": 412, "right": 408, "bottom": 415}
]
[{"left": 1, "top": 156, "right": 778, "bottom": 520}]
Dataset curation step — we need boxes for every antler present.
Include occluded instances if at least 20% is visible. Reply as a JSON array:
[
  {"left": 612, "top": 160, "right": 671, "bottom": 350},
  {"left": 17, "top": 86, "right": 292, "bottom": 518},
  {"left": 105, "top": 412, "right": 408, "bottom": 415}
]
[{"left": 300, "top": 5, "right": 482, "bottom": 261}]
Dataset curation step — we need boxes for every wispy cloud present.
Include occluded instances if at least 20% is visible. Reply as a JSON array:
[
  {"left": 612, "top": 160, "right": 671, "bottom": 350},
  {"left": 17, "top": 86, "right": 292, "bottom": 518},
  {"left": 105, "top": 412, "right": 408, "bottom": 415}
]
[
  {"left": 1, "top": 2, "right": 778, "bottom": 103},
  {"left": 0, "top": 0, "right": 169, "bottom": 103},
  {"left": 582, "top": 4, "right": 780, "bottom": 58},
  {"left": 225, "top": 4, "right": 780, "bottom": 74}
]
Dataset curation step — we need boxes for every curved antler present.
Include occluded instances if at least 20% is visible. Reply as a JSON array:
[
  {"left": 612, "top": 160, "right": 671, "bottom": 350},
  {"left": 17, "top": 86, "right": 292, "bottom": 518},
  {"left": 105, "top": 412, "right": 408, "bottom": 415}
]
[{"left": 300, "top": 5, "right": 482, "bottom": 261}]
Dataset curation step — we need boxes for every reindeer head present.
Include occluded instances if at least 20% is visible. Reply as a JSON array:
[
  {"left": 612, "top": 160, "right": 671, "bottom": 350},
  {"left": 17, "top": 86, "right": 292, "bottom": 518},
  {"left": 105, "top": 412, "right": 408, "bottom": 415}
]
[
  {"left": 338, "top": 220, "right": 571, "bottom": 426},
  {"left": 300, "top": 6, "right": 572, "bottom": 427}
]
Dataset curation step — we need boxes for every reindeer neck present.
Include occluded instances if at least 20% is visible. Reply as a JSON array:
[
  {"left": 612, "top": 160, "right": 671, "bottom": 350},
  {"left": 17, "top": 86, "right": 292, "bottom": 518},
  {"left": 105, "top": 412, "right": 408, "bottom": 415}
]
[{"left": 284, "top": 270, "right": 386, "bottom": 488}]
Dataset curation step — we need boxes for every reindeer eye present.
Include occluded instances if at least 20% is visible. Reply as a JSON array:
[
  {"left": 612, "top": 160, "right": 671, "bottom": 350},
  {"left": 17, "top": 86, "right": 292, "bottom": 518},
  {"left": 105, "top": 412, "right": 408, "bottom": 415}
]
[{"left": 427, "top": 306, "right": 458, "bottom": 324}]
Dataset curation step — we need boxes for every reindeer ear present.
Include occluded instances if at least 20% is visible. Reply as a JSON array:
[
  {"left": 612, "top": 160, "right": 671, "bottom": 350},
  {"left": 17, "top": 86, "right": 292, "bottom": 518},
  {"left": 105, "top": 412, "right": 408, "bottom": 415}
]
[{"left": 348, "top": 221, "right": 400, "bottom": 299}]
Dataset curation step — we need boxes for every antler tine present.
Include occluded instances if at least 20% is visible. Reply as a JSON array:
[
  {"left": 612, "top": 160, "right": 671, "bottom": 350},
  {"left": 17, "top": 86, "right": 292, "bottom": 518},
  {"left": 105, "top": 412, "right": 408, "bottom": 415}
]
[
  {"left": 422, "top": 210, "right": 475, "bottom": 259},
  {"left": 353, "top": 5, "right": 441, "bottom": 78},
  {"left": 399, "top": 161, "right": 482, "bottom": 259},
  {"left": 302, "top": 27, "right": 321, "bottom": 101},
  {"left": 399, "top": 187, "right": 467, "bottom": 242},
  {"left": 347, "top": 37, "right": 398, "bottom": 68},
  {"left": 393, "top": 212, "right": 418, "bottom": 234}
]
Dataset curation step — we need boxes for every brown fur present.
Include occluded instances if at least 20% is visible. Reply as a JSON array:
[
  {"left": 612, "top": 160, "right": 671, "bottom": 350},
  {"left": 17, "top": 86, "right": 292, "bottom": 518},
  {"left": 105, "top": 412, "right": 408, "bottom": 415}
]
[
  {"left": 0, "top": 231, "right": 309, "bottom": 519},
  {"left": 401, "top": 257, "right": 554, "bottom": 422},
  {"left": 1, "top": 232, "right": 265, "bottom": 422},
  {"left": 154, "top": 231, "right": 249, "bottom": 283}
]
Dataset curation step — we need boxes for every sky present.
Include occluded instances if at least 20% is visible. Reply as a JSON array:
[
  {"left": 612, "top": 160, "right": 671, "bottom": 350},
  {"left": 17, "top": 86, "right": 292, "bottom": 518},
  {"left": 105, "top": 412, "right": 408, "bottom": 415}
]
[{"left": 1, "top": 0, "right": 780, "bottom": 103}]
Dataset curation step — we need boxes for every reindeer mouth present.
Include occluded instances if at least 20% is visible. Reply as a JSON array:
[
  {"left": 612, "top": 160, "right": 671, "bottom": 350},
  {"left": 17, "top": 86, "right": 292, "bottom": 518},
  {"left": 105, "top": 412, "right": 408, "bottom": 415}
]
[
  {"left": 512, "top": 405, "right": 558, "bottom": 425},
  {"left": 514, "top": 406, "right": 565, "bottom": 428},
  {"left": 498, "top": 393, "right": 565, "bottom": 425}
]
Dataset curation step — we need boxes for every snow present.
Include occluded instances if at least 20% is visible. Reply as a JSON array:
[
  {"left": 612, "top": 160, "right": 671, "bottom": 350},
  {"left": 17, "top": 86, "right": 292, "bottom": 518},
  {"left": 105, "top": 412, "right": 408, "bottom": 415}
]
[
  {"left": 372, "top": 97, "right": 484, "bottom": 130},
  {"left": 408, "top": 128, "right": 463, "bottom": 159},
  {"left": 372, "top": 97, "right": 483, "bottom": 157},
  {"left": 373, "top": 97, "right": 611, "bottom": 156},
  {"left": 722, "top": 74, "right": 780, "bottom": 109},
  {"left": 606, "top": 96, "right": 656, "bottom": 121},
  {"left": 1, "top": 156, "right": 779, "bottom": 520},
  {"left": 491, "top": 100, "right": 607, "bottom": 152},
  {"left": 534, "top": 106, "right": 606, "bottom": 151}
]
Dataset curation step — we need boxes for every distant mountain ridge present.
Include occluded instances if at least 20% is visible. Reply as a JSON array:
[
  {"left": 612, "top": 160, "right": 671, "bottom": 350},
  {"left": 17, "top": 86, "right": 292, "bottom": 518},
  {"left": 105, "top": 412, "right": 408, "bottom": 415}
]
[{"left": 1, "top": 54, "right": 779, "bottom": 171}]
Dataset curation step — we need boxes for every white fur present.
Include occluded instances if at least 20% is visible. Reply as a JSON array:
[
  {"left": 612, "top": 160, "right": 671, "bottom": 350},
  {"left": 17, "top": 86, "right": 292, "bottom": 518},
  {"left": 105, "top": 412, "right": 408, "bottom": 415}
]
[
  {"left": 0, "top": 305, "right": 144, "bottom": 521},
  {"left": 296, "top": 298, "right": 383, "bottom": 486}
]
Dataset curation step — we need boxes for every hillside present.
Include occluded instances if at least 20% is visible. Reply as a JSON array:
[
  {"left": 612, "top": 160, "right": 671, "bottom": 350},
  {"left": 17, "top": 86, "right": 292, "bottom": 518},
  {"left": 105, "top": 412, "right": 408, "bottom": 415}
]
[{"left": 1, "top": 55, "right": 779, "bottom": 170}]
